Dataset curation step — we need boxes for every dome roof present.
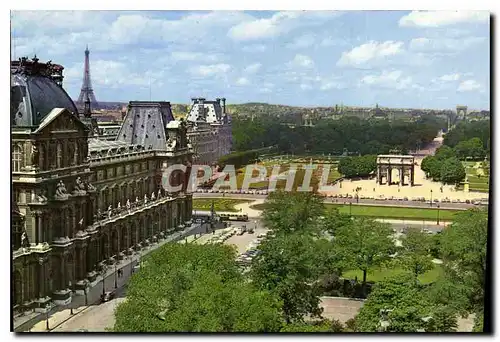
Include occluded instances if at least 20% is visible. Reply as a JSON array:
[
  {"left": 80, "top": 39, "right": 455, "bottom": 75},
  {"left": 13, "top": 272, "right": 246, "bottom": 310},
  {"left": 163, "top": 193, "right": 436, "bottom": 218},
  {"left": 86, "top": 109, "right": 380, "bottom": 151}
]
[{"left": 11, "top": 57, "right": 78, "bottom": 127}]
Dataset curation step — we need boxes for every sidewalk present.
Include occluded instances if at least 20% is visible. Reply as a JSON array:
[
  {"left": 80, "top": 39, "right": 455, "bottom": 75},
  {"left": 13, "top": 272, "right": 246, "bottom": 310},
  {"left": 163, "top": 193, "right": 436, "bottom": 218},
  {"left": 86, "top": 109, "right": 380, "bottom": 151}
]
[{"left": 15, "top": 224, "right": 201, "bottom": 332}]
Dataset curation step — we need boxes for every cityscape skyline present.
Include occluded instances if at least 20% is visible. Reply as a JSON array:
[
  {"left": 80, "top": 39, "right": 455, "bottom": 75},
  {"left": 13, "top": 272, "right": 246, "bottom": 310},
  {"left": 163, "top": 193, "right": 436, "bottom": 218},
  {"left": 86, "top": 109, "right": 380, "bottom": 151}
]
[{"left": 11, "top": 10, "right": 490, "bottom": 110}]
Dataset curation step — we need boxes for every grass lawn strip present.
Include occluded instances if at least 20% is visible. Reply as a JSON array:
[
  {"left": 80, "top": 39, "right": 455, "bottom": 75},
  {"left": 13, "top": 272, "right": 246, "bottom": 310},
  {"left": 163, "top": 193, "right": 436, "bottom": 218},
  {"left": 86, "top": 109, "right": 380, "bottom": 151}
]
[
  {"left": 250, "top": 203, "right": 460, "bottom": 221},
  {"left": 193, "top": 199, "right": 252, "bottom": 212},
  {"left": 342, "top": 264, "right": 442, "bottom": 284}
]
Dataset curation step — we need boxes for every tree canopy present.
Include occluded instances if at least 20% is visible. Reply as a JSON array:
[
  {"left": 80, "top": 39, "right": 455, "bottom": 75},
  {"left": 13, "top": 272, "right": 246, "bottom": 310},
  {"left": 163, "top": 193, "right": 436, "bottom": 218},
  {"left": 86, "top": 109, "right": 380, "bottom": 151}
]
[
  {"left": 334, "top": 217, "right": 395, "bottom": 288},
  {"left": 113, "top": 243, "right": 283, "bottom": 332},
  {"left": 355, "top": 274, "right": 458, "bottom": 332},
  {"left": 231, "top": 115, "right": 444, "bottom": 156}
]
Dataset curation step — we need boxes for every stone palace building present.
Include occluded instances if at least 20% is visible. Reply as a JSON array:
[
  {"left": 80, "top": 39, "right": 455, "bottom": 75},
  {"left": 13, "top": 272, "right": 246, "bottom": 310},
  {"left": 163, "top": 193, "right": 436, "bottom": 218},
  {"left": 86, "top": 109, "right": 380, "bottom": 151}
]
[
  {"left": 11, "top": 57, "right": 194, "bottom": 314},
  {"left": 186, "top": 97, "right": 232, "bottom": 165}
]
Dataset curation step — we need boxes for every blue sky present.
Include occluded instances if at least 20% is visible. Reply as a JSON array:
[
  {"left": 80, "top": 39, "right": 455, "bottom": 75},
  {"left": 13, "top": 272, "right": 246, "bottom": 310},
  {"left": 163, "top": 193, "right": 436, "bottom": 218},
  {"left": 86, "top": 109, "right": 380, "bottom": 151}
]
[{"left": 11, "top": 10, "right": 490, "bottom": 109}]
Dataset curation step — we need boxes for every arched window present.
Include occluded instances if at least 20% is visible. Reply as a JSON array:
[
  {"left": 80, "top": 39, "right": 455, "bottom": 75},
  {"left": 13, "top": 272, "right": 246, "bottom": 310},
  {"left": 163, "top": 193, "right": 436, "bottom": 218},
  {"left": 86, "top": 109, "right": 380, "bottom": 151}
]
[{"left": 12, "top": 144, "right": 23, "bottom": 172}]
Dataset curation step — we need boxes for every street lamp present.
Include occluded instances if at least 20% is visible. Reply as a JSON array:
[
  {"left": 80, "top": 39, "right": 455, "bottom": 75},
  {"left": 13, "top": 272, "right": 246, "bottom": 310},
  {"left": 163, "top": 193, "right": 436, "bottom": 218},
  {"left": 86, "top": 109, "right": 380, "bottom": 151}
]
[
  {"left": 349, "top": 202, "right": 352, "bottom": 216},
  {"left": 437, "top": 205, "right": 440, "bottom": 225},
  {"left": 68, "top": 281, "right": 73, "bottom": 315},
  {"left": 114, "top": 263, "right": 118, "bottom": 289},
  {"left": 100, "top": 267, "right": 107, "bottom": 297},
  {"left": 45, "top": 303, "right": 51, "bottom": 331},
  {"left": 430, "top": 190, "right": 433, "bottom": 207}
]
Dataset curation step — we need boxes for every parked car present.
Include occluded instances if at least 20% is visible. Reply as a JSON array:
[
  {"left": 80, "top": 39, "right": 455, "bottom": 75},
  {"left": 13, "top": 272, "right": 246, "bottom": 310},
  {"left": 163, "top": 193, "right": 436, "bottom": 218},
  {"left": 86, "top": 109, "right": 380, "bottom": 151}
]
[{"left": 101, "top": 290, "right": 116, "bottom": 303}]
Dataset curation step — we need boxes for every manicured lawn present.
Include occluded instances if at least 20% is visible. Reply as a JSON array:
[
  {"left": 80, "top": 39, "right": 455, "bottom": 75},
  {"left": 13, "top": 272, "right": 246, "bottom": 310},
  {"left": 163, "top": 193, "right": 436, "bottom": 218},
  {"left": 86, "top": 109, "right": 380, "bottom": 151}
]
[
  {"left": 192, "top": 199, "right": 251, "bottom": 212},
  {"left": 342, "top": 264, "right": 442, "bottom": 284},
  {"left": 250, "top": 203, "right": 461, "bottom": 221},
  {"left": 230, "top": 163, "right": 343, "bottom": 189}
]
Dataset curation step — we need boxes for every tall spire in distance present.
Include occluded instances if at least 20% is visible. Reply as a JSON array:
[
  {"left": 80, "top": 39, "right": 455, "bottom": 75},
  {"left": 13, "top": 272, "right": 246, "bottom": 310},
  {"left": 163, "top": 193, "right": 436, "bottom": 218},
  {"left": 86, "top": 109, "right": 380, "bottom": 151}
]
[{"left": 77, "top": 45, "right": 98, "bottom": 108}]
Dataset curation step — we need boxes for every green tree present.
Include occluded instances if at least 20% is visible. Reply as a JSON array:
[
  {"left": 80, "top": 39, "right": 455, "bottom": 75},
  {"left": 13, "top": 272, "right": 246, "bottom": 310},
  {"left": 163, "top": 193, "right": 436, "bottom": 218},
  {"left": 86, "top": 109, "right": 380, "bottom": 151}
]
[
  {"left": 262, "top": 191, "right": 325, "bottom": 236},
  {"left": 468, "top": 137, "right": 485, "bottom": 160},
  {"left": 440, "top": 157, "right": 466, "bottom": 185},
  {"left": 438, "top": 209, "right": 488, "bottom": 314},
  {"left": 251, "top": 232, "right": 335, "bottom": 324},
  {"left": 434, "top": 145, "right": 456, "bottom": 160},
  {"left": 113, "top": 243, "right": 283, "bottom": 332},
  {"left": 334, "top": 218, "right": 394, "bottom": 293},
  {"left": 399, "top": 228, "right": 434, "bottom": 282},
  {"left": 280, "top": 319, "right": 345, "bottom": 332},
  {"left": 355, "top": 274, "right": 458, "bottom": 332},
  {"left": 421, "top": 156, "right": 441, "bottom": 180}
]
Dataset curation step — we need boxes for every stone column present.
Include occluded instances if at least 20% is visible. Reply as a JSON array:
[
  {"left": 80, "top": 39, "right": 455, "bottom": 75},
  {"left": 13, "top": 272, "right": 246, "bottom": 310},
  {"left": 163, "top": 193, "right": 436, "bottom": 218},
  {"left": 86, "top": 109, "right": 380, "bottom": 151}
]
[
  {"left": 400, "top": 167, "right": 404, "bottom": 186},
  {"left": 410, "top": 166, "right": 415, "bottom": 186},
  {"left": 377, "top": 166, "right": 381, "bottom": 185},
  {"left": 387, "top": 167, "right": 392, "bottom": 185},
  {"left": 38, "top": 258, "right": 45, "bottom": 298}
]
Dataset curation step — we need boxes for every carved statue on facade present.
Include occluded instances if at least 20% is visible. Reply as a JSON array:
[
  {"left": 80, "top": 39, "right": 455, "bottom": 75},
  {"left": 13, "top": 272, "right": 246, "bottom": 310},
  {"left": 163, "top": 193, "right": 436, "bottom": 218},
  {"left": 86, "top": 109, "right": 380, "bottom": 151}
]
[
  {"left": 117, "top": 202, "right": 121, "bottom": 210},
  {"left": 74, "top": 177, "right": 86, "bottom": 192},
  {"left": 157, "top": 188, "right": 162, "bottom": 198},
  {"left": 31, "top": 144, "right": 39, "bottom": 167},
  {"left": 36, "top": 189, "right": 47, "bottom": 203},
  {"left": 55, "top": 180, "right": 68, "bottom": 199},
  {"left": 97, "top": 208, "right": 102, "bottom": 219},
  {"left": 107, "top": 205, "right": 112, "bottom": 219},
  {"left": 21, "top": 231, "right": 30, "bottom": 248},
  {"left": 144, "top": 194, "right": 148, "bottom": 204},
  {"left": 126, "top": 199, "right": 131, "bottom": 211},
  {"left": 78, "top": 218, "right": 84, "bottom": 227},
  {"left": 151, "top": 192, "right": 155, "bottom": 201},
  {"left": 87, "top": 182, "right": 96, "bottom": 192},
  {"left": 135, "top": 196, "right": 139, "bottom": 204}
]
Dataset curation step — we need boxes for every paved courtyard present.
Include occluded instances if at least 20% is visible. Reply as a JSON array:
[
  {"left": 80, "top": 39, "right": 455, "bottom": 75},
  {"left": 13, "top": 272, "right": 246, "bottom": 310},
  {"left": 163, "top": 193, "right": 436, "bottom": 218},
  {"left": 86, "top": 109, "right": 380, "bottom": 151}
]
[{"left": 320, "top": 137, "right": 488, "bottom": 202}]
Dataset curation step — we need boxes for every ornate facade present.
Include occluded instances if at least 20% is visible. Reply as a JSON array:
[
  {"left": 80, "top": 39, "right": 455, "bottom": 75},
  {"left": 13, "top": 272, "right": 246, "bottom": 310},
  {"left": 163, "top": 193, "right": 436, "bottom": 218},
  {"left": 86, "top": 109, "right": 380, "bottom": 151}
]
[
  {"left": 186, "top": 97, "right": 232, "bottom": 165},
  {"left": 11, "top": 57, "right": 193, "bottom": 314}
]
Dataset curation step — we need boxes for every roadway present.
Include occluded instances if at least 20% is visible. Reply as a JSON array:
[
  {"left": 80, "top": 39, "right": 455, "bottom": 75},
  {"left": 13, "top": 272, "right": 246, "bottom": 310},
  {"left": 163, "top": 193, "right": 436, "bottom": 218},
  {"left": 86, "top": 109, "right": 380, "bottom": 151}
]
[{"left": 192, "top": 192, "right": 480, "bottom": 210}]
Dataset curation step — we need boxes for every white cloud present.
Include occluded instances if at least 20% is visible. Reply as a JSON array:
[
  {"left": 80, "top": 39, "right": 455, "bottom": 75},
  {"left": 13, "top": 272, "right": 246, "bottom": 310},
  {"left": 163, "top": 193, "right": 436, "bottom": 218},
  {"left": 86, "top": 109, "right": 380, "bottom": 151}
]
[
  {"left": 360, "top": 70, "right": 413, "bottom": 90},
  {"left": 236, "top": 77, "right": 250, "bottom": 85},
  {"left": 170, "top": 51, "right": 220, "bottom": 62},
  {"left": 457, "top": 80, "right": 482, "bottom": 92},
  {"left": 288, "top": 54, "right": 314, "bottom": 68},
  {"left": 64, "top": 59, "right": 165, "bottom": 89},
  {"left": 287, "top": 34, "right": 316, "bottom": 49},
  {"left": 300, "top": 83, "right": 313, "bottom": 90},
  {"left": 228, "top": 11, "right": 342, "bottom": 41},
  {"left": 337, "top": 40, "right": 404, "bottom": 67},
  {"left": 188, "top": 64, "right": 231, "bottom": 77},
  {"left": 320, "top": 81, "right": 344, "bottom": 91},
  {"left": 399, "top": 11, "right": 490, "bottom": 28},
  {"left": 409, "top": 37, "right": 487, "bottom": 52},
  {"left": 241, "top": 44, "right": 267, "bottom": 53},
  {"left": 243, "top": 63, "right": 262, "bottom": 74},
  {"left": 439, "top": 73, "right": 461, "bottom": 81},
  {"left": 228, "top": 11, "right": 296, "bottom": 41}
]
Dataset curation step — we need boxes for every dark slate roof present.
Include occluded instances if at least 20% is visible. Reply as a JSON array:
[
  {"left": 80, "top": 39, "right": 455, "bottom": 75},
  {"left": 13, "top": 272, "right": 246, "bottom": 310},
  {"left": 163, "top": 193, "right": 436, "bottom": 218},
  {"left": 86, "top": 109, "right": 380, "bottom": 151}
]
[
  {"left": 11, "top": 58, "right": 78, "bottom": 127},
  {"left": 116, "top": 101, "right": 175, "bottom": 150}
]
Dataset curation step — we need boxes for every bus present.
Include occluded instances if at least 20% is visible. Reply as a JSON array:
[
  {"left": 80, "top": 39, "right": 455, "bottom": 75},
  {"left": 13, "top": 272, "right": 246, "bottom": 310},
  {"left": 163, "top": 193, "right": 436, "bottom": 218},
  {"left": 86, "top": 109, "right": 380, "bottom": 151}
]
[{"left": 192, "top": 210, "right": 249, "bottom": 222}]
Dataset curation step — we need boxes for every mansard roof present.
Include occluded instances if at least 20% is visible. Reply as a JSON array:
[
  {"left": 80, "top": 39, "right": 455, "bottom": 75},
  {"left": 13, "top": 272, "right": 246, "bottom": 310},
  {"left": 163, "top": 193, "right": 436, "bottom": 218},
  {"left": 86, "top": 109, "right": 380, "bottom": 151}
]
[{"left": 116, "top": 101, "right": 175, "bottom": 150}]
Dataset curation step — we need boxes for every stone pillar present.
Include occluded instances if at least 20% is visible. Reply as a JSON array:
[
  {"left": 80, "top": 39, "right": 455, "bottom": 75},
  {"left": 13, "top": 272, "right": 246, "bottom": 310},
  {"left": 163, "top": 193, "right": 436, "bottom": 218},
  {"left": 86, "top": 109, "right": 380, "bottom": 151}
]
[
  {"left": 377, "top": 166, "right": 381, "bottom": 185},
  {"left": 38, "top": 258, "right": 45, "bottom": 298},
  {"left": 387, "top": 167, "right": 392, "bottom": 185},
  {"left": 410, "top": 165, "right": 415, "bottom": 186},
  {"left": 400, "top": 167, "right": 404, "bottom": 186}
]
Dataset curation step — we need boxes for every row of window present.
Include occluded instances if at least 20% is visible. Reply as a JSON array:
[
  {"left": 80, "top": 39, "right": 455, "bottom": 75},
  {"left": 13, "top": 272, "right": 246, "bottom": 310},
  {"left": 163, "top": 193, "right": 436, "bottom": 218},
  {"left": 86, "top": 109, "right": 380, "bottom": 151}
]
[
  {"left": 96, "top": 161, "right": 156, "bottom": 182},
  {"left": 12, "top": 140, "right": 87, "bottom": 172}
]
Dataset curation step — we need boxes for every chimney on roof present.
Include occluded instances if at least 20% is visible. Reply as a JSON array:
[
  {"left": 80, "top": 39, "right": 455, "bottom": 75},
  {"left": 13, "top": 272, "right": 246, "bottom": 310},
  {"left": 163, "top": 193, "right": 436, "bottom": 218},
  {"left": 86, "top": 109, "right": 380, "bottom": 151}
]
[{"left": 221, "top": 97, "right": 226, "bottom": 114}]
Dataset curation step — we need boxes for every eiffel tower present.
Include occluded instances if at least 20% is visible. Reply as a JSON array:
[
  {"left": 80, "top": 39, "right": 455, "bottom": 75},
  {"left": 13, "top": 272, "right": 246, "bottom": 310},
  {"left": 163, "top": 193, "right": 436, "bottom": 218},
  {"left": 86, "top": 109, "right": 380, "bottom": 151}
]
[{"left": 77, "top": 45, "right": 98, "bottom": 109}]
